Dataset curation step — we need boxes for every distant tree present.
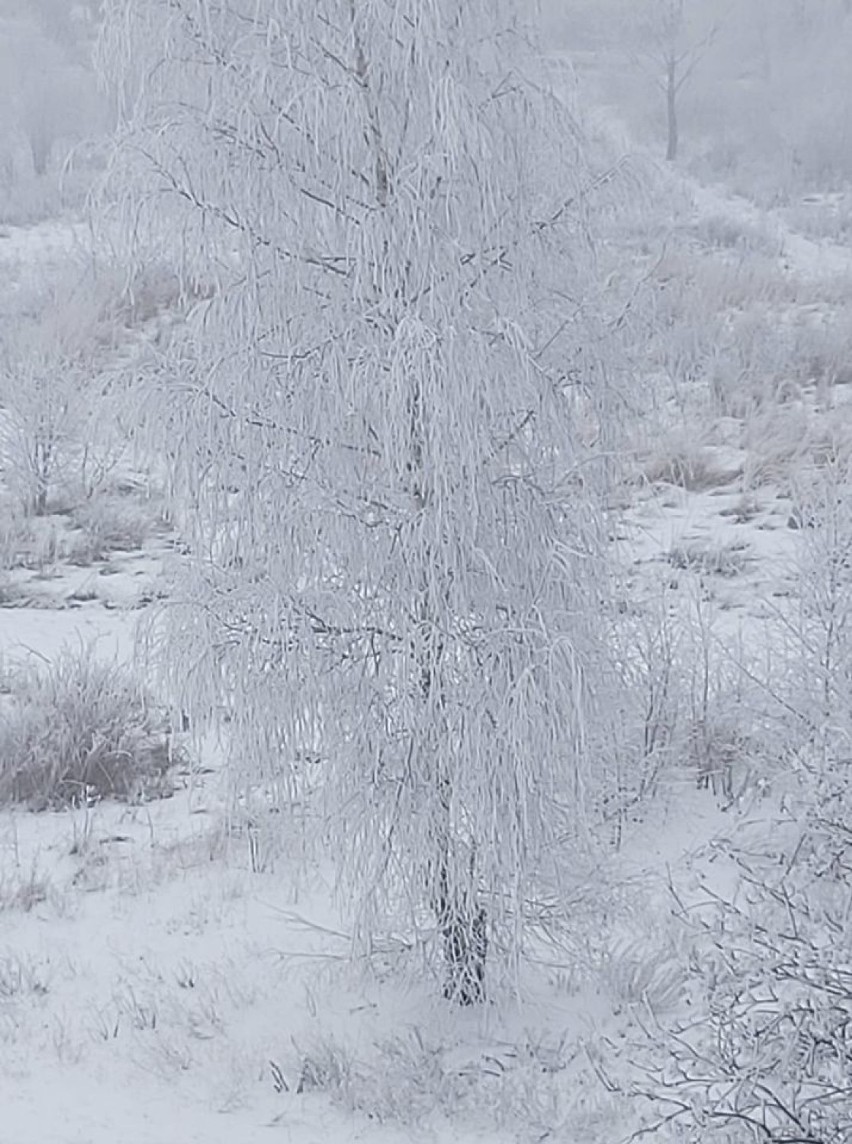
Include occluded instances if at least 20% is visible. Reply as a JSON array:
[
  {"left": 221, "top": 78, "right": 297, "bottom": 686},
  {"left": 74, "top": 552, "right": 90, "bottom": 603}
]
[
  {"left": 632, "top": 0, "right": 718, "bottom": 161},
  {"left": 0, "top": 8, "right": 104, "bottom": 180},
  {"left": 18, "top": 57, "right": 101, "bottom": 175},
  {"left": 99, "top": 0, "right": 621, "bottom": 1002}
]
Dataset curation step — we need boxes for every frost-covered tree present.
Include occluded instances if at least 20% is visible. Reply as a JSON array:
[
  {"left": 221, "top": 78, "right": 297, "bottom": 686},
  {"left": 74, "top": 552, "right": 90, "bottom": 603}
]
[
  {"left": 632, "top": 0, "right": 718, "bottom": 162},
  {"left": 99, "top": 0, "right": 620, "bottom": 1002},
  {"left": 0, "top": 6, "right": 105, "bottom": 180},
  {"left": 0, "top": 272, "right": 127, "bottom": 515}
]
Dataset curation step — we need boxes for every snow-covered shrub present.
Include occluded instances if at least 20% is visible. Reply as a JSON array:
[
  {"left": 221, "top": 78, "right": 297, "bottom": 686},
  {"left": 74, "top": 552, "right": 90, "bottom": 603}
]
[
  {"left": 787, "top": 313, "right": 852, "bottom": 393},
  {"left": 607, "top": 587, "right": 683, "bottom": 820},
  {"left": 667, "top": 540, "right": 749, "bottom": 579},
  {"left": 0, "top": 510, "right": 63, "bottom": 573},
  {"left": 0, "top": 356, "right": 87, "bottom": 516},
  {"left": 630, "top": 770, "right": 852, "bottom": 1144},
  {"left": 0, "top": 647, "right": 176, "bottom": 808},
  {"left": 0, "top": 498, "right": 159, "bottom": 573},
  {"left": 0, "top": 252, "right": 186, "bottom": 521},
  {"left": 623, "top": 455, "right": 852, "bottom": 1139},
  {"left": 641, "top": 439, "right": 739, "bottom": 491},
  {"left": 741, "top": 404, "right": 810, "bottom": 488},
  {"left": 68, "top": 494, "right": 163, "bottom": 561},
  {"left": 708, "top": 310, "right": 800, "bottom": 419},
  {"left": 0, "top": 272, "right": 131, "bottom": 516},
  {"left": 785, "top": 457, "right": 852, "bottom": 733}
]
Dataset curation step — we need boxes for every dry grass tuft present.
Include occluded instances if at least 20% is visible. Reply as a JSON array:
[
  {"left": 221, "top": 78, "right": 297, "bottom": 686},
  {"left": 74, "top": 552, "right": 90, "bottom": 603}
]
[
  {"left": 0, "top": 647, "right": 178, "bottom": 809},
  {"left": 643, "top": 446, "right": 741, "bottom": 491}
]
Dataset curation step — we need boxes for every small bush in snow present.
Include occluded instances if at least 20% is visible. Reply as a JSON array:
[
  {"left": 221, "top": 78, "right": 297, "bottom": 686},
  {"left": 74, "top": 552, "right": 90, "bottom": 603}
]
[
  {"left": 667, "top": 540, "right": 749, "bottom": 579},
  {"left": 0, "top": 648, "right": 176, "bottom": 809},
  {"left": 68, "top": 495, "right": 161, "bottom": 563},
  {"left": 643, "top": 445, "right": 739, "bottom": 491},
  {"left": 629, "top": 778, "right": 852, "bottom": 1144}
]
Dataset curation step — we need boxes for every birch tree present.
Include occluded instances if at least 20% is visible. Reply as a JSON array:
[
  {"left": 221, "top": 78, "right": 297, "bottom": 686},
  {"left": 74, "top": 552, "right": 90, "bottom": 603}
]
[{"left": 99, "top": 0, "right": 620, "bottom": 1002}]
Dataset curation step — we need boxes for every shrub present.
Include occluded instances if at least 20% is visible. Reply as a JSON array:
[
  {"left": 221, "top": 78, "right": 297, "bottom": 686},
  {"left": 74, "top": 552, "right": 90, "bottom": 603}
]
[
  {"left": 667, "top": 540, "right": 750, "bottom": 579},
  {"left": 68, "top": 495, "right": 160, "bottom": 563},
  {"left": 0, "top": 647, "right": 176, "bottom": 808},
  {"left": 642, "top": 444, "right": 740, "bottom": 491},
  {"left": 629, "top": 775, "right": 852, "bottom": 1144}
]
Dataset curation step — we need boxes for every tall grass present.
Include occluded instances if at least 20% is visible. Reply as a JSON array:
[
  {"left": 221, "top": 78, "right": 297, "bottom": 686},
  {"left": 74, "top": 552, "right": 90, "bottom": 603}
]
[{"left": 0, "top": 647, "right": 176, "bottom": 808}]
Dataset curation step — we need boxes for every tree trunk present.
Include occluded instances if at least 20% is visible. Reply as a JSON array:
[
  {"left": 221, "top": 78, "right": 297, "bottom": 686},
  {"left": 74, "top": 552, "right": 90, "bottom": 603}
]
[
  {"left": 407, "top": 335, "right": 489, "bottom": 1004},
  {"left": 33, "top": 438, "right": 51, "bottom": 515},
  {"left": 29, "top": 131, "right": 52, "bottom": 177},
  {"left": 665, "top": 60, "right": 678, "bottom": 162},
  {"left": 437, "top": 880, "right": 487, "bottom": 1005},
  {"left": 431, "top": 772, "right": 487, "bottom": 1004}
]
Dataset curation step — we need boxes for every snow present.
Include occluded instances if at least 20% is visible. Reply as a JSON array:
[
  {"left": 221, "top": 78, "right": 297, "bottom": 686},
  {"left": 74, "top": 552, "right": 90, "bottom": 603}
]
[
  {"left": 0, "top": 765, "right": 518, "bottom": 1143},
  {"left": 0, "top": 606, "right": 136, "bottom": 666}
]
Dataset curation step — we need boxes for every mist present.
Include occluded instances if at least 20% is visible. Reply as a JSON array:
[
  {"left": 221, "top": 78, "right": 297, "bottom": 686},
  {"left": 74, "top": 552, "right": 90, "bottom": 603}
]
[{"left": 540, "top": 0, "right": 852, "bottom": 195}]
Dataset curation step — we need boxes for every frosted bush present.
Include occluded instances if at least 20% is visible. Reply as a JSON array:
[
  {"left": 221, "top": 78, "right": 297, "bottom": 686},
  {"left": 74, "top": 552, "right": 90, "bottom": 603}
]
[{"left": 0, "top": 647, "right": 176, "bottom": 808}]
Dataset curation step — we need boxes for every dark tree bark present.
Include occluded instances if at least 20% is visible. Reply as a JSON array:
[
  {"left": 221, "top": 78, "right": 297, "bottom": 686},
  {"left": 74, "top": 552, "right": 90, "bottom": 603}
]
[{"left": 438, "top": 890, "right": 487, "bottom": 1005}]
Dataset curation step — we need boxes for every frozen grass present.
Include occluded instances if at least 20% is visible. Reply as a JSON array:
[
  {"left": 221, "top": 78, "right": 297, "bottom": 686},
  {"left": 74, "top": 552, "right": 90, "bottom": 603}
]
[
  {"left": 0, "top": 647, "right": 176, "bottom": 809},
  {"left": 0, "top": 487, "right": 167, "bottom": 576},
  {"left": 0, "top": 949, "right": 52, "bottom": 998},
  {"left": 0, "top": 861, "right": 55, "bottom": 913},
  {"left": 691, "top": 212, "right": 779, "bottom": 257},
  {"left": 652, "top": 247, "right": 799, "bottom": 312},
  {"left": 641, "top": 441, "right": 740, "bottom": 491},
  {"left": 598, "top": 935, "right": 689, "bottom": 1015},
  {"left": 787, "top": 314, "right": 852, "bottom": 390},
  {"left": 68, "top": 495, "right": 163, "bottom": 563},
  {"left": 741, "top": 406, "right": 811, "bottom": 489},
  {"left": 280, "top": 1025, "right": 629, "bottom": 1143},
  {"left": 667, "top": 540, "right": 750, "bottom": 578}
]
